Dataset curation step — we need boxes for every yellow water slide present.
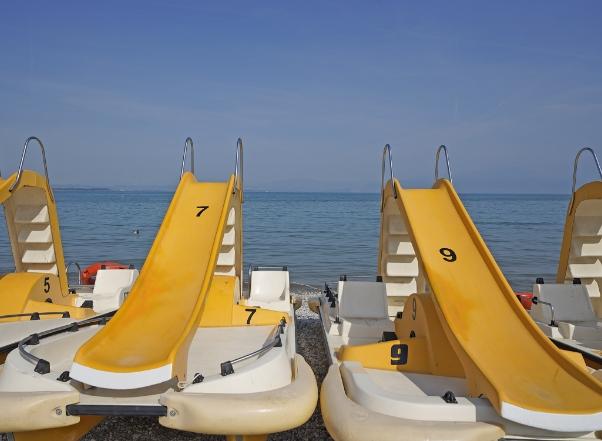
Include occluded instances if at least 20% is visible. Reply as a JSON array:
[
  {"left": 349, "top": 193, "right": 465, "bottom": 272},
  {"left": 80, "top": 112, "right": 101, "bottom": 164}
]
[
  {"left": 70, "top": 172, "right": 237, "bottom": 388},
  {"left": 389, "top": 178, "right": 602, "bottom": 431}
]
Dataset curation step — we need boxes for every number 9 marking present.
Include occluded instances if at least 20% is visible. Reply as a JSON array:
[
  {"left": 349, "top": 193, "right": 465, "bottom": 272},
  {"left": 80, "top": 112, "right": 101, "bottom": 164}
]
[
  {"left": 390, "top": 343, "right": 408, "bottom": 365},
  {"left": 439, "top": 247, "right": 457, "bottom": 262}
]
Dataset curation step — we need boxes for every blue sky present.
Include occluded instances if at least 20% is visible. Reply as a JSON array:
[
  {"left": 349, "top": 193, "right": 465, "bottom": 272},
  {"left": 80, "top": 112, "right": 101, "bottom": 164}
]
[{"left": 0, "top": 1, "right": 601, "bottom": 193}]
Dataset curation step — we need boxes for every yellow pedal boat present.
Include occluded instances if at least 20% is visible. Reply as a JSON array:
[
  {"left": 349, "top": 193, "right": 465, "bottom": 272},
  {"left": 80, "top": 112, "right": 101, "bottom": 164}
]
[
  {"left": 0, "top": 137, "right": 138, "bottom": 364},
  {"left": 314, "top": 145, "right": 602, "bottom": 441},
  {"left": 0, "top": 138, "right": 317, "bottom": 441}
]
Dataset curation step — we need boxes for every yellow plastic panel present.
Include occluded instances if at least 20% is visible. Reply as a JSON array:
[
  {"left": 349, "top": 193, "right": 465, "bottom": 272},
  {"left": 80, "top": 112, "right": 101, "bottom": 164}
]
[
  {"left": 197, "top": 275, "right": 236, "bottom": 327},
  {"left": 338, "top": 338, "right": 430, "bottom": 372},
  {"left": 0, "top": 273, "right": 88, "bottom": 321},
  {"left": 73, "top": 173, "right": 234, "bottom": 380},
  {"left": 394, "top": 293, "right": 464, "bottom": 377},
  {"left": 197, "top": 276, "right": 288, "bottom": 327},
  {"left": 231, "top": 304, "right": 289, "bottom": 326},
  {"left": 337, "top": 293, "right": 464, "bottom": 376},
  {"left": 22, "top": 300, "right": 94, "bottom": 320},
  {"left": 390, "top": 178, "right": 602, "bottom": 417}
]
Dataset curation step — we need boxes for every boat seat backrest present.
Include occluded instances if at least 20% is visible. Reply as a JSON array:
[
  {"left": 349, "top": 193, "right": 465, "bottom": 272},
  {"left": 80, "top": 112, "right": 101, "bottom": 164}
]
[
  {"left": 249, "top": 270, "right": 289, "bottom": 303},
  {"left": 93, "top": 269, "right": 139, "bottom": 295},
  {"left": 532, "top": 283, "right": 597, "bottom": 324},
  {"left": 338, "top": 281, "right": 388, "bottom": 320}
]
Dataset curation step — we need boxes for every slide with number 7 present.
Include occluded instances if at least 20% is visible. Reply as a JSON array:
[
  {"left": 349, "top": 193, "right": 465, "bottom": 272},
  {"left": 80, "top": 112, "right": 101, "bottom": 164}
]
[{"left": 70, "top": 172, "right": 234, "bottom": 388}]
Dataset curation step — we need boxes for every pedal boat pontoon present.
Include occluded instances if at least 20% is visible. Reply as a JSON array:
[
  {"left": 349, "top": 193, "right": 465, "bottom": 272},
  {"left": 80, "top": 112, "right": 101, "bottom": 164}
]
[
  {"left": 0, "top": 138, "right": 317, "bottom": 441},
  {"left": 0, "top": 137, "right": 138, "bottom": 363},
  {"left": 313, "top": 145, "right": 602, "bottom": 441},
  {"left": 529, "top": 147, "right": 602, "bottom": 370}
]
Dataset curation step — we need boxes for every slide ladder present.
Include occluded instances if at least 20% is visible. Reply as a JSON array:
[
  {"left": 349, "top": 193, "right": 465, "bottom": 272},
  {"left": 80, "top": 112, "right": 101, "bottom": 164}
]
[
  {"left": 0, "top": 137, "right": 68, "bottom": 294},
  {"left": 71, "top": 142, "right": 242, "bottom": 389},
  {"left": 557, "top": 147, "right": 602, "bottom": 318},
  {"left": 381, "top": 173, "right": 602, "bottom": 431}
]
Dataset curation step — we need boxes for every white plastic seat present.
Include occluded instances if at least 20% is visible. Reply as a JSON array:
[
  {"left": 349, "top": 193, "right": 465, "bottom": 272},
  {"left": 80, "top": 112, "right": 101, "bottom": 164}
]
[
  {"left": 332, "top": 281, "right": 392, "bottom": 344},
  {"left": 77, "top": 269, "right": 139, "bottom": 312},
  {"left": 531, "top": 283, "right": 602, "bottom": 340},
  {"left": 338, "top": 281, "right": 388, "bottom": 320},
  {"left": 247, "top": 269, "right": 290, "bottom": 312}
]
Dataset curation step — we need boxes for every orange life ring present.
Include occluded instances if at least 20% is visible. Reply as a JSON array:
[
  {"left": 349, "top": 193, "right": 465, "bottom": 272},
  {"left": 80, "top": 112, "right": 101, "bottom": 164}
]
[{"left": 81, "top": 261, "right": 131, "bottom": 285}]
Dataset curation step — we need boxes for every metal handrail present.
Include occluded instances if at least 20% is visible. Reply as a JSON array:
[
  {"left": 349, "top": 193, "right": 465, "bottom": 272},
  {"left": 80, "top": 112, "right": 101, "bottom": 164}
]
[
  {"left": 380, "top": 144, "right": 396, "bottom": 211},
  {"left": 180, "top": 137, "right": 195, "bottom": 179},
  {"left": 9, "top": 136, "right": 54, "bottom": 201},
  {"left": 532, "top": 297, "right": 555, "bottom": 326},
  {"left": 219, "top": 318, "right": 286, "bottom": 376},
  {"left": 18, "top": 311, "right": 114, "bottom": 374},
  {"left": 571, "top": 147, "right": 602, "bottom": 194},
  {"left": 234, "top": 138, "right": 244, "bottom": 202},
  {"left": 435, "top": 145, "right": 453, "bottom": 183},
  {"left": 0, "top": 311, "right": 70, "bottom": 321},
  {"left": 65, "top": 262, "right": 82, "bottom": 285}
]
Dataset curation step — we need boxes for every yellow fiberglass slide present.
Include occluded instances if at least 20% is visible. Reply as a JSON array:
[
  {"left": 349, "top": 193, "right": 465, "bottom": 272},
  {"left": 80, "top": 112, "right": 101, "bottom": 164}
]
[
  {"left": 393, "top": 178, "right": 602, "bottom": 431},
  {"left": 70, "top": 172, "right": 234, "bottom": 388}
]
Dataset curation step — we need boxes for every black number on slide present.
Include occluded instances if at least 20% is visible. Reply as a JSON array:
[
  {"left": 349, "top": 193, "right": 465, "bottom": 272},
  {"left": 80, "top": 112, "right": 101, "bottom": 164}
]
[
  {"left": 245, "top": 308, "right": 257, "bottom": 324},
  {"left": 439, "top": 247, "right": 457, "bottom": 262},
  {"left": 43, "top": 276, "right": 50, "bottom": 293},
  {"left": 390, "top": 343, "right": 408, "bottom": 365},
  {"left": 196, "top": 206, "right": 209, "bottom": 217}
]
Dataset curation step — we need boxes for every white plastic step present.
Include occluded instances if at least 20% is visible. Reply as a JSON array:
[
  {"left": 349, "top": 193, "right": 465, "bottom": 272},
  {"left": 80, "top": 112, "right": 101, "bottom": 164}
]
[
  {"left": 387, "top": 235, "right": 415, "bottom": 256},
  {"left": 385, "top": 280, "right": 418, "bottom": 297},
  {"left": 17, "top": 225, "right": 52, "bottom": 244},
  {"left": 217, "top": 246, "right": 235, "bottom": 267},
  {"left": 385, "top": 257, "right": 419, "bottom": 278},
  {"left": 222, "top": 226, "right": 235, "bottom": 247},
  {"left": 568, "top": 259, "right": 602, "bottom": 279},
  {"left": 227, "top": 208, "right": 236, "bottom": 226},
  {"left": 21, "top": 246, "right": 56, "bottom": 264},
  {"left": 575, "top": 200, "right": 602, "bottom": 216},
  {"left": 14, "top": 205, "right": 50, "bottom": 224},
  {"left": 214, "top": 265, "right": 236, "bottom": 276},
  {"left": 26, "top": 263, "right": 59, "bottom": 275},
  {"left": 387, "top": 216, "right": 408, "bottom": 235},
  {"left": 573, "top": 217, "right": 602, "bottom": 237}
]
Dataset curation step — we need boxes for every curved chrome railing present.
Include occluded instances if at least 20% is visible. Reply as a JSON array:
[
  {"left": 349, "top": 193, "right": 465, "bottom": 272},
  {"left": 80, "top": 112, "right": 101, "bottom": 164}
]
[
  {"left": 65, "top": 261, "right": 82, "bottom": 285},
  {"left": 180, "top": 137, "right": 195, "bottom": 179},
  {"left": 572, "top": 147, "right": 602, "bottom": 194},
  {"left": 435, "top": 144, "right": 453, "bottom": 183},
  {"left": 234, "top": 137, "right": 244, "bottom": 202},
  {"left": 219, "top": 318, "right": 286, "bottom": 376},
  {"left": 9, "top": 136, "right": 54, "bottom": 201},
  {"left": 380, "top": 144, "right": 396, "bottom": 211},
  {"left": 17, "top": 311, "right": 114, "bottom": 374}
]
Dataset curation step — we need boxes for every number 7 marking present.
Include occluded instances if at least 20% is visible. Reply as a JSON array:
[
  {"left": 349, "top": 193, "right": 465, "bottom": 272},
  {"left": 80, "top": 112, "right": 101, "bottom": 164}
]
[
  {"left": 245, "top": 308, "right": 257, "bottom": 324},
  {"left": 196, "top": 206, "right": 209, "bottom": 217}
]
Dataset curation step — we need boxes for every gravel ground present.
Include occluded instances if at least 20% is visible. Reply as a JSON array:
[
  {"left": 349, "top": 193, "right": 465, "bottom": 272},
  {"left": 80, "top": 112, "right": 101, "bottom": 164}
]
[{"left": 82, "top": 286, "right": 333, "bottom": 441}]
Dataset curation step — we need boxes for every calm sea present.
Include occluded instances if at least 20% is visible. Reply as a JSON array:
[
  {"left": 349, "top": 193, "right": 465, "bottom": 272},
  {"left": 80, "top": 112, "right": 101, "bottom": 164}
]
[{"left": 0, "top": 191, "right": 569, "bottom": 292}]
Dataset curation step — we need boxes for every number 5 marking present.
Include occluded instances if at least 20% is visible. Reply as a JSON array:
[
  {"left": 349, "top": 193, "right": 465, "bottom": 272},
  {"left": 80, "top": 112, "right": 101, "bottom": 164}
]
[
  {"left": 245, "top": 308, "right": 257, "bottom": 324},
  {"left": 196, "top": 206, "right": 209, "bottom": 217},
  {"left": 43, "top": 276, "right": 50, "bottom": 293},
  {"left": 439, "top": 247, "right": 457, "bottom": 262}
]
